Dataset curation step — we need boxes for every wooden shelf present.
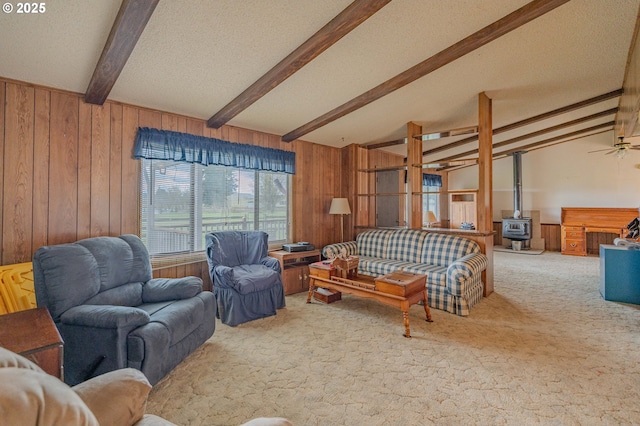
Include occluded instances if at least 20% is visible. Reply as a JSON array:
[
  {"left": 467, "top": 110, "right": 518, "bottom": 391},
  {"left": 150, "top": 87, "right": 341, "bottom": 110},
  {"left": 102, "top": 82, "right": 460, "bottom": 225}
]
[
  {"left": 356, "top": 192, "right": 407, "bottom": 197},
  {"left": 357, "top": 165, "right": 407, "bottom": 173}
]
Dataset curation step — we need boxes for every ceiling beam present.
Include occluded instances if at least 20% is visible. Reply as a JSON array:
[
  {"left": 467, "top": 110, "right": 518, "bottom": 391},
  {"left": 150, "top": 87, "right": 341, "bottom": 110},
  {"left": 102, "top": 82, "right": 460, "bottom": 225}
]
[
  {"left": 85, "top": 0, "right": 159, "bottom": 105},
  {"left": 206, "top": 0, "right": 391, "bottom": 129},
  {"left": 422, "top": 88, "right": 623, "bottom": 156},
  {"left": 434, "top": 121, "right": 615, "bottom": 162},
  {"left": 281, "top": 0, "right": 570, "bottom": 142},
  {"left": 439, "top": 128, "right": 613, "bottom": 171}
]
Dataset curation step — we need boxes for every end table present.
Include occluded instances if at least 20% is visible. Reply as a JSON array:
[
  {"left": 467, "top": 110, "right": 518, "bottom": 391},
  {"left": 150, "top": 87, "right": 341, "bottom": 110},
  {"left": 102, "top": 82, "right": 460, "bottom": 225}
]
[{"left": 0, "top": 307, "right": 64, "bottom": 380}]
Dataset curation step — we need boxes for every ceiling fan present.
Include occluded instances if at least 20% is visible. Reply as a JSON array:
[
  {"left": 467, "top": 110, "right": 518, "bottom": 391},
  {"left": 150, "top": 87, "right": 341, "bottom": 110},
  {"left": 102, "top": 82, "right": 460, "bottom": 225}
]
[{"left": 588, "top": 136, "right": 640, "bottom": 158}]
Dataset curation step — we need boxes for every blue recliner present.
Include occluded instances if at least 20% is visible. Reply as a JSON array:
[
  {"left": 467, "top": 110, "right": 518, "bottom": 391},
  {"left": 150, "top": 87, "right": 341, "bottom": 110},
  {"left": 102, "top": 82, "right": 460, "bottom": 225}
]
[
  {"left": 205, "top": 231, "right": 285, "bottom": 326},
  {"left": 33, "top": 234, "right": 216, "bottom": 386}
]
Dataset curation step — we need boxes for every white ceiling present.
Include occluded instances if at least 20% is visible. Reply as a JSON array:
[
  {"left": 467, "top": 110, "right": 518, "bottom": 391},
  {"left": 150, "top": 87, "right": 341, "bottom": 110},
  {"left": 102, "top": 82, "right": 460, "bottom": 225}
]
[{"left": 1, "top": 0, "right": 638, "bottom": 158}]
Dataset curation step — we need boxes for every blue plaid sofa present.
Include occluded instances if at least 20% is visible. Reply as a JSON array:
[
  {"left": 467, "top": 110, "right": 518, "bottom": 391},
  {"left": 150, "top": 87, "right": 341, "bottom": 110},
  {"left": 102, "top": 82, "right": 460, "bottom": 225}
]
[{"left": 322, "top": 229, "right": 487, "bottom": 316}]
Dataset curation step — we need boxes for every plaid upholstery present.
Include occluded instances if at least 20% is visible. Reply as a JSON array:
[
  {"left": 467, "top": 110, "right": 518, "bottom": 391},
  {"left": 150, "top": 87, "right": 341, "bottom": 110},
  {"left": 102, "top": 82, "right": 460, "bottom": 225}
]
[
  {"left": 322, "top": 241, "right": 358, "bottom": 259},
  {"left": 360, "top": 258, "right": 413, "bottom": 277},
  {"left": 400, "top": 263, "right": 447, "bottom": 288},
  {"left": 356, "top": 230, "right": 393, "bottom": 258},
  {"left": 427, "top": 272, "right": 484, "bottom": 316},
  {"left": 385, "top": 229, "right": 426, "bottom": 262},
  {"left": 322, "top": 229, "right": 487, "bottom": 316},
  {"left": 447, "top": 253, "right": 488, "bottom": 296},
  {"left": 420, "top": 233, "right": 480, "bottom": 267}
]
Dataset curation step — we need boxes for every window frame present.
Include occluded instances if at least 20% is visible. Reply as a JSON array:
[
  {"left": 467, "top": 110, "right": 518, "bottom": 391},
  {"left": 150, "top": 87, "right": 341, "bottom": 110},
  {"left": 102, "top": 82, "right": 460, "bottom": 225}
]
[{"left": 140, "top": 159, "right": 291, "bottom": 257}]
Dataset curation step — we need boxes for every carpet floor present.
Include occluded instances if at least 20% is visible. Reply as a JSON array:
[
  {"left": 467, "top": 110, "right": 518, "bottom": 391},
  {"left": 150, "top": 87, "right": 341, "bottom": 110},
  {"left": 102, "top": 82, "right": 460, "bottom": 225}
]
[{"left": 146, "top": 251, "right": 640, "bottom": 425}]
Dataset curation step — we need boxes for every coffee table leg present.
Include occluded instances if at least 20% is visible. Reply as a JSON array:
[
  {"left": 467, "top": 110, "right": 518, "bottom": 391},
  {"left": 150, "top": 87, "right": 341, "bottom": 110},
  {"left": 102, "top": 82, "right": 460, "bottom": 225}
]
[
  {"left": 306, "top": 278, "right": 316, "bottom": 303},
  {"left": 422, "top": 290, "right": 433, "bottom": 322},
  {"left": 402, "top": 310, "right": 411, "bottom": 338}
]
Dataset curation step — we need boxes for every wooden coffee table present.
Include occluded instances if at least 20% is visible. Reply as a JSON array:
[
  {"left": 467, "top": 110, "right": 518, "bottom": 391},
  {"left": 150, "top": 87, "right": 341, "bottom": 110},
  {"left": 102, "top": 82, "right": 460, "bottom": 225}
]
[{"left": 307, "top": 266, "right": 432, "bottom": 338}]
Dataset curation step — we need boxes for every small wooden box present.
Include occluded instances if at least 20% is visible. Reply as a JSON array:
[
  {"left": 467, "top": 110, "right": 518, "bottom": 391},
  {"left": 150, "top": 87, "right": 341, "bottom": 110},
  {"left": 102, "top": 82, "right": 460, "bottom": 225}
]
[
  {"left": 309, "top": 261, "right": 335, "bottom": 279},
  {"left": 375, "top": 271, "right": 426, "bottom": 297},
  {"left": 313, "top": 287, "right": 342, "bottom": 304},
  {"left": 333, "top": 256, "right": 359, "bottom": 279}
]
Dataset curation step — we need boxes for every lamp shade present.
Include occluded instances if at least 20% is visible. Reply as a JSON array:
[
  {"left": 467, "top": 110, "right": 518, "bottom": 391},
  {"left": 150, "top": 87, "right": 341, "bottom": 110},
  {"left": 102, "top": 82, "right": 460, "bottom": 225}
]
[
  {"left": 426, "top": 211, "right": 437, "bottom": 223},
  {"left": 329, "top": 198, "right": 351, "bottom": 215}
]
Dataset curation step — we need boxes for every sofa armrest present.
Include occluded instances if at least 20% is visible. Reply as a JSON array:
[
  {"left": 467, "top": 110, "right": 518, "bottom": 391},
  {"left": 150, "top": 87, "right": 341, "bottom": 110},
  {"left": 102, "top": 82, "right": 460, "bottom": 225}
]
[
  {"left": 142, "top": 277, "right": 202, "bottom": 303},
  {"left": 446, "top": 253, "right": 488, "bottom": 296},
  {"left": 60, "top": 305, "right": 150, "bottom": 329},
  {"left": 261, "top": 256, "right": 281, "bottom": 273},
  {"left": 322, "top": 241, "right": 358, "bottom": 259}
]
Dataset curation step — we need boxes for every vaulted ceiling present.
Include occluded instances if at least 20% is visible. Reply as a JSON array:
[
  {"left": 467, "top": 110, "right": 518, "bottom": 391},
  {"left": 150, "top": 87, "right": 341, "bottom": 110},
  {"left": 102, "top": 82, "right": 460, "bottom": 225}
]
[{"left": 1, "top": 0, "right": 639, "bottom": 162}]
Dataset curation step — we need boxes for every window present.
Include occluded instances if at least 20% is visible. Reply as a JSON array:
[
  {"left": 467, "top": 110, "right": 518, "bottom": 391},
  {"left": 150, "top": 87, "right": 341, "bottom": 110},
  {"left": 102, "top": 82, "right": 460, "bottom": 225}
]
[
  {"left": 421, "top": 174, "right": 442, "bottom": 225},
  {"left": 141, "top": 159, "right": 290, "bottom": 256},
  {"left": 422, "top": 184, "right": 440, "bottom": 224}
]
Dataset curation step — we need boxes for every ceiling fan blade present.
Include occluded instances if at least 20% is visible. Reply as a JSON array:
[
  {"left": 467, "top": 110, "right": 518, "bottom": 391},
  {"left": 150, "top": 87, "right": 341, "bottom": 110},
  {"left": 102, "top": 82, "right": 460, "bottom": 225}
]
[
  {"left": 604, "top": 150, "right": 617, "bottom": 155},
  {"left": 588, "top": 148, "right": 615, "bottom": 153}
]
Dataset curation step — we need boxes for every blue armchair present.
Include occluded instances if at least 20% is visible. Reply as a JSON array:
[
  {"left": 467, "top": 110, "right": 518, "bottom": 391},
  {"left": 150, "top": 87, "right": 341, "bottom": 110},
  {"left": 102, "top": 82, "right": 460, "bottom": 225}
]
[
  {"left": 205, "top": 231, "right": 285, "bottom": 326},
  {"left": 33, "top": 234, "right": 216, "bottom": 386}
]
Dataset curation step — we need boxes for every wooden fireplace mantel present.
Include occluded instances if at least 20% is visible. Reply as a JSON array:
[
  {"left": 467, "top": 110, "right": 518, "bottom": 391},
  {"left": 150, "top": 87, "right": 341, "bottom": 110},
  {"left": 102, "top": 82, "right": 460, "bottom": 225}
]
[{"left": 560, "top": 207, "right": 638, "bottom": 256}]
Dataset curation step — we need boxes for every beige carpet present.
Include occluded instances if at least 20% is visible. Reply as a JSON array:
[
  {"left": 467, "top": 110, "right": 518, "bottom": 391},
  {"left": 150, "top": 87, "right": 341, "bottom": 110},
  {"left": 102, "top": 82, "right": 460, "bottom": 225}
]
[{"left": 147, "top": 251, "right": 640, "bottom": 425}]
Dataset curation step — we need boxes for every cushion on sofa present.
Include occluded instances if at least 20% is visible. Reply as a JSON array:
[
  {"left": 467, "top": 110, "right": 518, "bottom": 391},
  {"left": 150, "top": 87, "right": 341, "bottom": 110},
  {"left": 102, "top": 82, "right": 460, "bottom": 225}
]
[
  {"left": 356, "top": 229, "right": 393, "bottom": 258},
  {"left": 385, "top": 229, "right": 427, "bottom": 262},
  {"left": 0, "top": 367, "right": 99, "bottom": 425},
  {"left": 73, "top": 368, "right": 151, "bottom": 426},
  {"left": 420, "top": 233, "right": 480, "bottom": 267}
]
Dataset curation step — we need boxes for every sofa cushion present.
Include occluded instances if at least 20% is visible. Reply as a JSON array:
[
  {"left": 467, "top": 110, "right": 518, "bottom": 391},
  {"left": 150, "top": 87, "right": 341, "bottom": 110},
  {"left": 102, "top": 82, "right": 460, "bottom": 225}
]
[
  {"left": 33, "top": 244, "right": 101, "bottom": 320},
  {"left": 84, "top": 282, "right": 144, "bottom": 307},
  {"left": 356, "top": 230, "right": 393, "bottom": 258},
  {"left": 0, "top": 367, "right": 99, "bottom": 425},
  {"left": 73, "top": 368, "right": 151, "bottom": 426},
  {"left": 400, "top": 263, "right": 447, "bottom": 288},
  {"left": 385, "top": 229, "right": 427, "bottom": 262},
  {"left": 215, "top": 264, "right": 281, "bottom": 295},
  {"left": 140, "top": 297, "right": 205, "bottom": 346},
  {"left": 420, "top": 233, "right": 480, "bottom": 267},
  {"left": 360, "top": 258, "right": 414, "bottom": 277}
]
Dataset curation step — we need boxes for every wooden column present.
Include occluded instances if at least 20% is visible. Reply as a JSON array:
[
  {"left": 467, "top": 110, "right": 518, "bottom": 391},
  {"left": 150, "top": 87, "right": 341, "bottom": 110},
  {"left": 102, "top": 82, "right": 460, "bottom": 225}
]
[
  {"left": 478, "top": 92, "right": 494, "bottom": 295},
  {"left": 406, "top": 121, "right": 422, "bottom": 228}
]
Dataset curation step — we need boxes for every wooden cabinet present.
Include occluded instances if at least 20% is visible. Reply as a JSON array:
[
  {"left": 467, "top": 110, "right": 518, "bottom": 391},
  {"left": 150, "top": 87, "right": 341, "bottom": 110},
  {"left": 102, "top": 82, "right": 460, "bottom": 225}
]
[
  {"left": 449, "top": 190, "right": 477, "bottom": 229},
  {"left": 268, "top": 249, "right": 321, "bottom": 295},
  {"left": 0, "top": 307, "right": 64, "bottom": 379},
  {"left": 561, "top": 225, "right": 586, "bottom": 255}
]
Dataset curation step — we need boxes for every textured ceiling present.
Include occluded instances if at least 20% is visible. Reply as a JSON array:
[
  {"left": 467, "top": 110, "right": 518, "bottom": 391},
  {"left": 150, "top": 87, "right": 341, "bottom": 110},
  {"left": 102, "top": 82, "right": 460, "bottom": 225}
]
[{"left": 1, "top": 0, "right": 638, "bottom": 158}]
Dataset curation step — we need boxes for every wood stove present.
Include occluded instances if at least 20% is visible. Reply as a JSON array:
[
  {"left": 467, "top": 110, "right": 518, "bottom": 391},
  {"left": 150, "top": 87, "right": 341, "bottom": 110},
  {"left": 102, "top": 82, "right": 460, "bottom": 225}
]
[{"left": 502, "top": 151, "right": 532, "bottom": 250}]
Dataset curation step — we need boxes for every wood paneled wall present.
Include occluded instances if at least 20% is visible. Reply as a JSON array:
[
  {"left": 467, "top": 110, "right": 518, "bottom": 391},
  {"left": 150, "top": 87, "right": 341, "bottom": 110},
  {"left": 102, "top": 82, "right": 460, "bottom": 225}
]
[{"left": 0, "top": 78, "right": 342, "bottom": 285}]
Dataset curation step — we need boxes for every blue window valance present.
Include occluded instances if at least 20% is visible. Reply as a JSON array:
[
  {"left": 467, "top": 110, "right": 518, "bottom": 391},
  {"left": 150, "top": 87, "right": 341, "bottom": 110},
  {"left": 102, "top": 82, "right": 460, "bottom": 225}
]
[
  {"left": 423, "top": 173, "right": 442, "bottom": 187},
  {"left": 134, "top": 127, "right": 296, "bottom": 174}
]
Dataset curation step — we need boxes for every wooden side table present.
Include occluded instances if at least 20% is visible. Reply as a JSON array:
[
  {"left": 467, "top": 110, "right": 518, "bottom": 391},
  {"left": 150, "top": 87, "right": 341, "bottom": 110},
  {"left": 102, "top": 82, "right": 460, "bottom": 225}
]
[
  {"left": 0, "top": 307, "right": 64, "bottom": 380},
  {"left": 268, "top": 249, "right": 321, "bottom": 295}
]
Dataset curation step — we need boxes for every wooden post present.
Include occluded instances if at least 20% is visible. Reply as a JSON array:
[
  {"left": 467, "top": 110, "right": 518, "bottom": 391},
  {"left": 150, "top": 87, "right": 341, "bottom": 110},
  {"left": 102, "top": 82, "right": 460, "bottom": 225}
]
[
  {"left": 478, "top": 92, "right": 494, "bottom": 295},
  {"left": 406, "top": 121, "right": 422, "bottom": 228}
]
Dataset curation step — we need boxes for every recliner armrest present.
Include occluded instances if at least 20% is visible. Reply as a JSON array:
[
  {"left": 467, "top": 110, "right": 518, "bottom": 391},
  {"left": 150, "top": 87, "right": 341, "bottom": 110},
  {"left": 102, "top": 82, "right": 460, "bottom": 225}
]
[
  {"left": 261, "top": 256, "right": 281, "bottom": 272},
  {"left": 142, "top": 277, "right": 202, "bottom": 303},
  {"left": 60, "top": 305, "right": 150, "bottom": 329}
]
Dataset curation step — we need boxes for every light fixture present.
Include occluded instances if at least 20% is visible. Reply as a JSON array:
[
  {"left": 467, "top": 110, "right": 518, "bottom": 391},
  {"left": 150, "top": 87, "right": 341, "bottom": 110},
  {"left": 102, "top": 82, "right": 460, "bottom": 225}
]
[
  {"left": 425, "top": 211, "right": 438, "bottom": 227},
  {"left": 329, "top": 198, "right": 351, "bottom": 242},
  {"left": 615, "top": 148, "right": 628, "bottom": 159}
]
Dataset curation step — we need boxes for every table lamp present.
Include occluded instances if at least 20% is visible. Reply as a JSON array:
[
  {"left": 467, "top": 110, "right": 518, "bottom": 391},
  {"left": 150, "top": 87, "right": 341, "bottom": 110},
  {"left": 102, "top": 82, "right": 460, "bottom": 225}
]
[
  {"left": 329, "top": 198, "right": 351, "bottom": 242},
  {"left": 425, "top": 211, "right": 438, "bottom": 228}
]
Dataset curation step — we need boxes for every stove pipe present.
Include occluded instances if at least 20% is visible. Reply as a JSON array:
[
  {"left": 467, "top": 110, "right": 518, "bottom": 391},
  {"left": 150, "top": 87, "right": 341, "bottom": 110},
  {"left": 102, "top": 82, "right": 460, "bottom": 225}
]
[{"left": 512, "top": 151, "right": 524, "bottom": 214}]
